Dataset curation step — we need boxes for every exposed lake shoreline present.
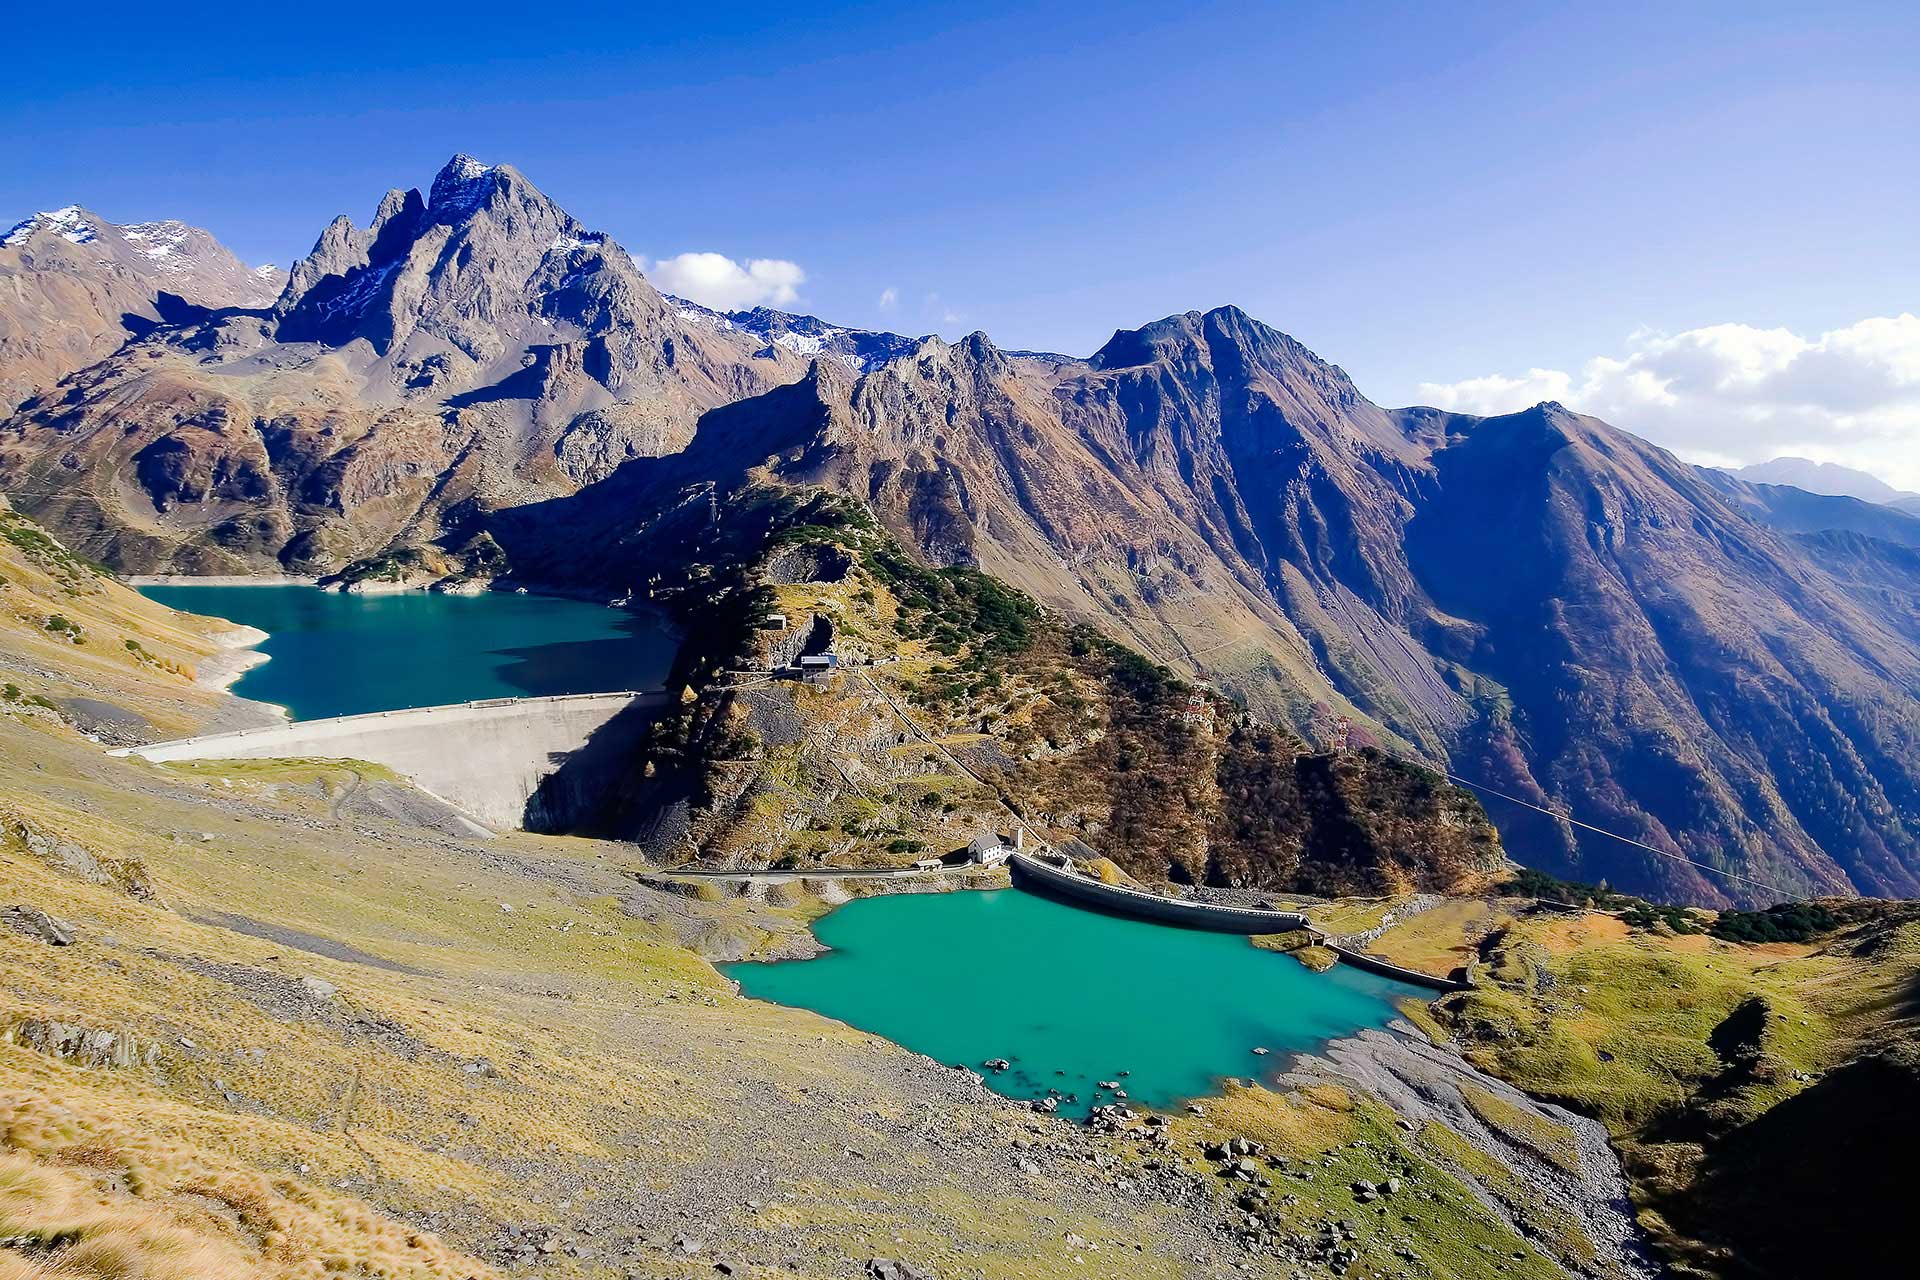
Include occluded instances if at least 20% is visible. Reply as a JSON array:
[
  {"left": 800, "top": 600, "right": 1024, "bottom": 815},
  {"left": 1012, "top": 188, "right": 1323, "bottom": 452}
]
[
  {"left": 127, "top": 573, "right": 320, "bottom": 587},
  {"left": 194, "top": 624, "right": 272, "bottom": 690}
]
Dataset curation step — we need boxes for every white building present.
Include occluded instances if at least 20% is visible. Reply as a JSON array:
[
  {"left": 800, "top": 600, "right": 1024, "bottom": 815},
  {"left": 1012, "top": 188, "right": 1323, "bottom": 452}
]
[{"left": 966, "top": 829, "right": 1021, "bottom": 866}]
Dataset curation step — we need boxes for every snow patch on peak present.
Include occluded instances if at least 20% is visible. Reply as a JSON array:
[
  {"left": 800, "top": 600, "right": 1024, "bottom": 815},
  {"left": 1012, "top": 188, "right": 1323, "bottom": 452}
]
[
  {"left": 547, "top": 231, "right": 603, "bottom": 254},
  {"left": 121, "top": 220, "right": 192, "bottom": 269},
  {"left": 429, "top": 154, "right": 499, "bottom": 216},
  {"left": 443, "top": 154, "right": 490, "bottom": 182},
  {"left": 666, "top": 294, "right": 917, "bottom": 373},
  {"left": 774, "top": 330, "right": 830, "bottom": 358},
  {"left": 669, "top": 296, "right": 737, "bottom": 334},
  {"left": 4, "top": 206, "right": 99, "bottom": 247}
]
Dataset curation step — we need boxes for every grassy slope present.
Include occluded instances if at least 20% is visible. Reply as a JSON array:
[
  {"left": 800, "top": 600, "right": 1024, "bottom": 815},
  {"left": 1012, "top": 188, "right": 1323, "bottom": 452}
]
[
  {"left": 0, "top": 505, "right": 236, "bottom": 740},
  {"left": 1, "top": 715, "right": 1203, "bottom": 1280},
  {"left": 1372, "top": 897, "right": 1920, "bottom": 1278}
]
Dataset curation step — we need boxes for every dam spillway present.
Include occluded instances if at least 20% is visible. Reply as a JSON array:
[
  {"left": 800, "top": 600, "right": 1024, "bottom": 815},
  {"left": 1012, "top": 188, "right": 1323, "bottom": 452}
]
[{"left": 114, "top": 691, "right": 670, "bottom": 830}]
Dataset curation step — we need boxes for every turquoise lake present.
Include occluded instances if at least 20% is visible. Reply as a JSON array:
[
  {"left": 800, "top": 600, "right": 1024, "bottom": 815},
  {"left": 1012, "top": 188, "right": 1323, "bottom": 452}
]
[
  {"left": 726, "top": 888, "right": 1414, "bottom": 1118},
  {"left": 139, "top": 584, "right": 678, "bottom": 721}
]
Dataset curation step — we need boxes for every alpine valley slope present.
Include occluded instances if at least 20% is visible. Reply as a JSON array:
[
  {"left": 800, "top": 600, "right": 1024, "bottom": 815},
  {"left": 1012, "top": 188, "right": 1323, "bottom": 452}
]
[{"left": 3, "top": 156, "right": 1918, "bottom": 906}]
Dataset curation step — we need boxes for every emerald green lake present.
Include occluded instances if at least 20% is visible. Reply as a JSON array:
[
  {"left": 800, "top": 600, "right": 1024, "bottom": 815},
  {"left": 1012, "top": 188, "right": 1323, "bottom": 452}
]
[
  {"left": 139, "top": 584, "right": 678, "bottom": 721},
  {"left": 726, "top": 888, "right": 1415, "bottom": 1118}
]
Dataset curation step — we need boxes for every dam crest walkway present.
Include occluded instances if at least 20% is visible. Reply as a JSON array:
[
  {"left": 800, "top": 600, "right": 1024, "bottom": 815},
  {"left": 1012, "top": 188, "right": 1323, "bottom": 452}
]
[{"left": 114, "top": 691, "right": 670, "bottom": 831}]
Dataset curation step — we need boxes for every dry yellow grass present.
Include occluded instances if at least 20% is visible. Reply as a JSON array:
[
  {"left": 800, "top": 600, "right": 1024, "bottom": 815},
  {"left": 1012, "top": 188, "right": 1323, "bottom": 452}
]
[
  {"left": 1531, "top": 911, "right": 1629, "bottom": 954},
  {"left": 0, "top": 1101, "right": 487, "bottom": 1280},
  {"left": 1359, "top": 897, "right": 1515, "bottom": 977},
  {"left": 0, "top": 513, "right": 236, "bottom": 739},
  {"left": 0, "top": 704, "right": 1248, "bottom": 1280}
]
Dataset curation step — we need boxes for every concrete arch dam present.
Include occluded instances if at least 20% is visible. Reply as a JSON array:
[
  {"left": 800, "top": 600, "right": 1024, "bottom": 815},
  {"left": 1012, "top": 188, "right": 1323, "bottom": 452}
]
[{"left": 115, "top": 691, "right": 672, "bottom": 831}]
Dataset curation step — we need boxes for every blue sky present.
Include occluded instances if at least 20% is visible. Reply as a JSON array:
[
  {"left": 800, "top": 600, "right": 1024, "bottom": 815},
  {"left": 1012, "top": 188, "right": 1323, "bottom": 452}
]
[{"left": 6, "top": 1, "right": 1918, "bottom": 480}]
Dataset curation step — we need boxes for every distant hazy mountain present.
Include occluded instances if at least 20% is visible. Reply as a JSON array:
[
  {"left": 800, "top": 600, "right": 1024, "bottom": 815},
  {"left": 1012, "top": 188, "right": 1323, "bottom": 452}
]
[
  {"left": 1730, "top": 456, "right": 1919, "bottom": 508},
  {"left": 1702, "top": 468, "right": 1920, "bottom": 550},
  {"left": 0, "top": 206, "right": 285, "bottom": 408},
  {"left": 5, "top": 155, "right": 1919, "bottom": 905}
]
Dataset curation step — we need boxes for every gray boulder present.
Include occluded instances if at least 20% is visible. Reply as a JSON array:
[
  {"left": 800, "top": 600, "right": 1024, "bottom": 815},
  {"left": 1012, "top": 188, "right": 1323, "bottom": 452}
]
[
  {"left": 867, "top": 1261, "right": 936, "bottom": 1280},
  {"left": 3, "top": 905, "right": 75, "bottom": 945}
]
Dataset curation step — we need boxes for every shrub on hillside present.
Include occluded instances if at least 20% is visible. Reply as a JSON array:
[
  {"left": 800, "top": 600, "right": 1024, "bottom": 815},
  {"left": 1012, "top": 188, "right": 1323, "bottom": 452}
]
[{"left": 1711, "top": 902, "right": 1841, "bottom": 944}]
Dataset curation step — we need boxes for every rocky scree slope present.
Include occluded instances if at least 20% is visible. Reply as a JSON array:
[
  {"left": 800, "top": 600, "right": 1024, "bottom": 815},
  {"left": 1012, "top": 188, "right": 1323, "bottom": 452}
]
[{"left": 0, "top": 205, "right": 283, "bottom": 409}]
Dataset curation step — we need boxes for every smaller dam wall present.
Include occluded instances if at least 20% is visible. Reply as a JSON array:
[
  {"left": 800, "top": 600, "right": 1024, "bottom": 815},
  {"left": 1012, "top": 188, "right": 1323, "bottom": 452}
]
[
  {"left": 1009, "top": 853, "right": 1311, "bottom": 934},
  {"left": 117, "top": 692, "right": 669, "bottom": 830},
  {"left": 1323, "top": 944, "right": 1472, "bottom": 992}
]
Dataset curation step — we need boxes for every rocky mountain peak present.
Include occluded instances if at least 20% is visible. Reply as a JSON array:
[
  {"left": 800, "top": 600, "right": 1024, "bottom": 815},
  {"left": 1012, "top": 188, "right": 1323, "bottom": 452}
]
[
  {"left": 273, "top": 155, "right": 593, "bottom": 364},
  {"left": 370, "top": 187, "right": 426, "bottom": 233},
  {"left": 1089, "top": 305, "right": 1343, "bottom": 388},
  {"left": 3, "top": 206, "right": 283, "bottom": 298},
  {"left": 428, "top": 154, "right": 498, "bottom": 212},
  {"left": 3, "top": 205, "right": 103, "bottom": 247},
  {"left": 954, "top": 330, "right": 1008, "bottom": 375}
]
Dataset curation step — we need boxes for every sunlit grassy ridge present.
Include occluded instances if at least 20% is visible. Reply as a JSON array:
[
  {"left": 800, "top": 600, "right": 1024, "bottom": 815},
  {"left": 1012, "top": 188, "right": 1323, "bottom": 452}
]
[
  {"left": 0, "top": 506, "right": 234, "bottom": 741},
  {"left": 1384, "top": 895, "right": 1920, "bottom": 1277}
]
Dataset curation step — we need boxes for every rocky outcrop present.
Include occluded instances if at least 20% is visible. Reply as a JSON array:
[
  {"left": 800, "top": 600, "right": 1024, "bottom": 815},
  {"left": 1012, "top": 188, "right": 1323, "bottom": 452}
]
[
  {"left": 2, "top": 904, "right": 75, "bottom": 945},
  {"left": 765, "top": 541, "right": 852, "bottom": 584},
  {"left": 8, "top": 1017, "right": 160, "bottom": 1069}
]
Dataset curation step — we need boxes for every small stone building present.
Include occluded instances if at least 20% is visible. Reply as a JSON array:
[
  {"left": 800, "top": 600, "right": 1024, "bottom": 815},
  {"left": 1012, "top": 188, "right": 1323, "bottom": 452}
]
[{"left": 967, "top": 830, "right": 1013, "bottom": 866}]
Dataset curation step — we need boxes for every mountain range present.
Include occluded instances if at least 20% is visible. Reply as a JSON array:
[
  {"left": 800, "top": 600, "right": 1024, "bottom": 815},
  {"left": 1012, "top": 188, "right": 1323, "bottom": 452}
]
[
  {"left": 4, "top": 155, "right": 1918, "bottom": 906},
  {"left": 1729, "top": 456, "right": 1920, "bottom": 514},
  {"left": 0, "top": 205, "right": 285, "bottom": 409}
]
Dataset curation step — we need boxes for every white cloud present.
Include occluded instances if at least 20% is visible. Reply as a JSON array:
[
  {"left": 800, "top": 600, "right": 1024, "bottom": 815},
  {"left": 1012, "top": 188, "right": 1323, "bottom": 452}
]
[
  {"left": 645, "top": 252, "right": 805, "bottom": 310},
  {"left": 877, "top": 287, "right": 898, "bottom": 311},
  {"left": 1416, "top": 314, "right": 1920, "bottom": 490}
]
